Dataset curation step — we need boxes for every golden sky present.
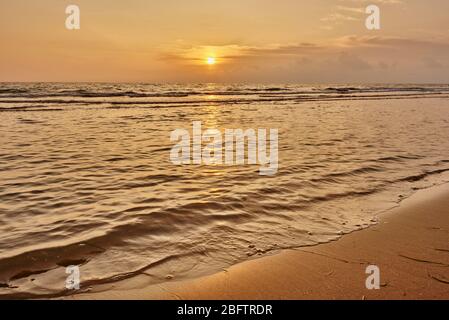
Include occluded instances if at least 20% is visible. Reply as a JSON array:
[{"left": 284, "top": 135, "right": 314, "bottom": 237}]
[{"left": 1, "top": 0, "right": 449, "bottom": 83}]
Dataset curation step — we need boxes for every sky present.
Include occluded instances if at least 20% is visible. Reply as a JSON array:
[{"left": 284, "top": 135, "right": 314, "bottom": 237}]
[{"left": 1, "top": 0, "right": 449, "bottom": 83}]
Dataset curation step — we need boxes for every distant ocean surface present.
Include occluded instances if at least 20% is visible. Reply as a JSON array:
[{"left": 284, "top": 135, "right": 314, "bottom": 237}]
[{"left": 1, "top": 83, "right": 449, "bottom": 298}]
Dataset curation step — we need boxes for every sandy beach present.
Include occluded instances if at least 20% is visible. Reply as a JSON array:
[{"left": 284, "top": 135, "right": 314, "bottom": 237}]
[{"left": 65, "top": 182, "right": 449, "bottom": 300}]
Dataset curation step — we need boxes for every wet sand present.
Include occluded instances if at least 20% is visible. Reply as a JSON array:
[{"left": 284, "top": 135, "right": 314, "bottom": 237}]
[{"left": 68, "top": 183, "right": 449, "bottom": 300}]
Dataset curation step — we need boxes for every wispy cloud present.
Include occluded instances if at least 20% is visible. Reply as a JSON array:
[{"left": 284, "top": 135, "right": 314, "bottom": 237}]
[
  {"left": 321, "top": 12, "right": 359, "bottom": 23},
  {"left": 321, "top": 0, "right": 404, "bottom": 29}
]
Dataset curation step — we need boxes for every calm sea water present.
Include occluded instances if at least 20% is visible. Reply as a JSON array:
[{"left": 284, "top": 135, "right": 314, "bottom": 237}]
[{"left": 1, "top": 83, "right": 449, "bottom": 297}]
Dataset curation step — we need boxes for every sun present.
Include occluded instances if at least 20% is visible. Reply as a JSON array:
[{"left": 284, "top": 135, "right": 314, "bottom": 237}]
[{"left": 206, "top": 57, "right": 216, "bottom": 65}]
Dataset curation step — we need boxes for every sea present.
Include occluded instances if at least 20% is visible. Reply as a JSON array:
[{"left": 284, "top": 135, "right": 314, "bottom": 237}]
[{"left": 1, "top": 83, "right": 449, "bottom": 298}]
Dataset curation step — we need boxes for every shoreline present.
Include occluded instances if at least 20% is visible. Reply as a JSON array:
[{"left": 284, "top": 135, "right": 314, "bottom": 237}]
[{"left": 67, "top": 182, "right": 449, "bottom": 300}]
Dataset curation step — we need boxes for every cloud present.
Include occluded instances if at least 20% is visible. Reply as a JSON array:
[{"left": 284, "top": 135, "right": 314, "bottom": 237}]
[
  {"left": 321, "top": 0, "right": 404, "bottom": 29},
  {"left": 334, "top": 35, "right": 449, "bottom": 50},
  {"left": 337, "top": 6, "right": 365, "bottom": 14},
  {"left": 338, "top": 52, "right": 372, "bottom": 69},
  {"left": 161, "top": 43, "right": 324, "bottom": 65},
  {"left": 157, "top": 34, "right": 449, "bottom": 83},
  {"left": 321, "top": 12, "right": 359, "bottom": 23},
  {"left": 163, "top": 35, "right": 449, "bottom": 64}
]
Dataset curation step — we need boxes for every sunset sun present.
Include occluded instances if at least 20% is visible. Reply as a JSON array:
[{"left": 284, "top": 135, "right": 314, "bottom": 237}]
[{"left": 206, "top": 57, "right": 216, "bottom": 65}]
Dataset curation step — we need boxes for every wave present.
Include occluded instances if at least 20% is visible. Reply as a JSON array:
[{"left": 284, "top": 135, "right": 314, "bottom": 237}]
[
  {"left": 2, "top": 161, "right": 449, "bottom": 297},
  {"left": 1, "top": 83, "right": 449, "bottom": 298},
  {"left": 1, "top": 92, "right": 449, "bottom": 112},
  {"left": 1, "top": 84, "right": 448, "bottom": 100}
]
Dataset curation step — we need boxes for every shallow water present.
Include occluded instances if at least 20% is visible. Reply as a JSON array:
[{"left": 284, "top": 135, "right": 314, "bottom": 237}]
[{"left": 1, "top": 83, "right": 449, "bottom": 298}]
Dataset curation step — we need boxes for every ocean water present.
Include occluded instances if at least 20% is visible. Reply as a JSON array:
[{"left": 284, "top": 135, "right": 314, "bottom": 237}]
[{"left": 1, "top": 83, "right": 449, "bottom": 298}]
